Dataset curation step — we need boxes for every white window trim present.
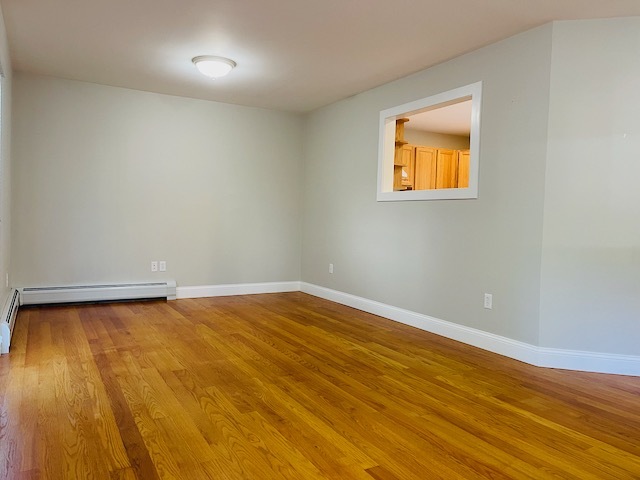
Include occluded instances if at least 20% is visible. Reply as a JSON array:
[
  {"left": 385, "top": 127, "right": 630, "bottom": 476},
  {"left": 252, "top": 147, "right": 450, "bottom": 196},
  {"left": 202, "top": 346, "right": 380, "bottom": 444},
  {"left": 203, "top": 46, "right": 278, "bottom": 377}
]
[{"left": 377, "top": 81, "right": 482, "bottom": 201}]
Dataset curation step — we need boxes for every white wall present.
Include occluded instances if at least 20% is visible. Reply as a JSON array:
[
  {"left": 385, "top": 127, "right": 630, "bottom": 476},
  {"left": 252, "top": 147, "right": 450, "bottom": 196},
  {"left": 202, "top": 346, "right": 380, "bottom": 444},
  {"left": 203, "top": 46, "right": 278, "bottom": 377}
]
[
  {"left": 404, "top": 129, "right": 470, "bottom": 150},
  {"left": 301, "top": 25, "right": 553, "bottom": 345},
  {"left": 539, "top": 18, "right": 640, "bottom": 355},
  {"left": 0, "top": 5, "right": 12, "bottom": 308},
  {"left": 12, "top": 74, "right": 303, "bottom": 287}
]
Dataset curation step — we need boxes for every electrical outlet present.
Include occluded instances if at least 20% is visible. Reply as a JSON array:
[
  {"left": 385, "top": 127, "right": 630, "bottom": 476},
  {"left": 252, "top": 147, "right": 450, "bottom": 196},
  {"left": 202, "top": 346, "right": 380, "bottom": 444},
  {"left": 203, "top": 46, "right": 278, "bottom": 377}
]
[
  {"left": 159, "top": 261, "right": 167, "bottom": 272},
  {"left": 484, "top": 293, "right": 493, "bottom": 309},
  {"left": 329, "top": 263, "right": 334, "bottom": 274},
  {"left": 151, "top": 261, "right": 158, "bottom": 272}
]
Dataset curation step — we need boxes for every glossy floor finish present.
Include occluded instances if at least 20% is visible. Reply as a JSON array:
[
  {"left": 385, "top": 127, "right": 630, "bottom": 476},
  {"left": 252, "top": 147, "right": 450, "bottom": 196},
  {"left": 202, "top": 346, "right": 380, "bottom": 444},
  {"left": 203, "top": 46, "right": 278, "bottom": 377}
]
[{"left": 1, "top": 293, "right": 639, "bottom": 479}]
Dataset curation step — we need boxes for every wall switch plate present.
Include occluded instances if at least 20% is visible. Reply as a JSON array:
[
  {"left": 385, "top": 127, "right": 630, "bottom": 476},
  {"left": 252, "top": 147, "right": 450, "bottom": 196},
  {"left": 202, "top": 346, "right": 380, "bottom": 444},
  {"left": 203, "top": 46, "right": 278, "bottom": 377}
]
[
  {"left": 329, "top": 263, "right": 334, "bottom": 274},
  {"left": 484, "top": 293, "right": 493, "bottom": 309},
  {"left": 5, "top": 273, "right": 8, "bottom": 288},
  {"left": 151, "top": 261, "right": 158, "bottom": 272},
  {"left": 159, "top": 261, "right": 166, "bottom": 272}
]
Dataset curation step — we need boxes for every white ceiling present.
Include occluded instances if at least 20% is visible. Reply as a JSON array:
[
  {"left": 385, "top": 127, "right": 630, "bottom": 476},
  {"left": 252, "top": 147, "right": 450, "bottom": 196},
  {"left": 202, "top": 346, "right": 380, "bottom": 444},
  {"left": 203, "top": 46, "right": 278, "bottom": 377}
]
[
  {"left": 406, "top": 100, "right": 472, "bottom": 136},
  {"left": 2, "top": 1, "right": 640, "bottom": 112}
]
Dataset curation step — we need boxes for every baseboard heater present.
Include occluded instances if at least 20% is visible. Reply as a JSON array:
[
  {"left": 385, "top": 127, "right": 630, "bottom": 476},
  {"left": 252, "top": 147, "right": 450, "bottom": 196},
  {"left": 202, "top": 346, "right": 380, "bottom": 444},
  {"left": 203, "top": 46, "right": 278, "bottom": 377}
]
[
  {"left": 18, "top": 280, "right": 177, "bottom": 306},
  {"left": 1, "top": 289, "right": 20, "bottom": 354}
]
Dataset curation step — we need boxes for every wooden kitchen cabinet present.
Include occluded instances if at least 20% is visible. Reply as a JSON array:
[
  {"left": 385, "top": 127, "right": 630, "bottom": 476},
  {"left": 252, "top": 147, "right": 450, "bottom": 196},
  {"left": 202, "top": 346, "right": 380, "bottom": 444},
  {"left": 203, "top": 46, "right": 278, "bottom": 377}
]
[
  {"left": 414, "top": 146, "right": 437, "bottom": 190},
  {"left": 397, "top": 138, "right": 470, "bottom": 192},
  {"left": 435, "top": 148, "right": 457, "bottom": 189},
  {"left": 401, "top": 144, "right": 415, "bottom": 188},
  {"left": 393, "top": 119, "right": 410, "bottom": 190},
  {"left": 413, "top": 146, "right": 469, "bottom": 191},
  {"left": 457, "top": 149, "right": 470, "bottom": 188}
]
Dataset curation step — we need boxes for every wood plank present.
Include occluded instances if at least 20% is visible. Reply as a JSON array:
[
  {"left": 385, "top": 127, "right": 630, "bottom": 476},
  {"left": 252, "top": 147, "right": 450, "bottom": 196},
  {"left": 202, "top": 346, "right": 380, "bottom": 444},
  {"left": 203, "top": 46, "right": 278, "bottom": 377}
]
[{"left": 1, "top": 295, "right": 638, "bottom": 479}]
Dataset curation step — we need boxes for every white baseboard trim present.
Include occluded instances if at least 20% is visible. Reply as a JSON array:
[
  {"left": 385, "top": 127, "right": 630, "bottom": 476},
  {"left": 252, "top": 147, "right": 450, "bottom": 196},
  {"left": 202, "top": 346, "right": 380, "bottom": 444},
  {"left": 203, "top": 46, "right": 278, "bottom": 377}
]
[
  {"left": 176, "top": 281, "right": 301, "bottom": 299},
  {"left": 1, "top": 289, "right": 20, "bottom": 355},
  {"left": 172, "top": 280, "right": 640, "bottom": 376},
  {"left": 300, "top": 282, "right": 640, "bottom": 377},
  {"left": 535, "top": 347, "right": 640, "bottom": 377},
  {"left": 19, "top": 281, "right": 177, "bottom": 305}
]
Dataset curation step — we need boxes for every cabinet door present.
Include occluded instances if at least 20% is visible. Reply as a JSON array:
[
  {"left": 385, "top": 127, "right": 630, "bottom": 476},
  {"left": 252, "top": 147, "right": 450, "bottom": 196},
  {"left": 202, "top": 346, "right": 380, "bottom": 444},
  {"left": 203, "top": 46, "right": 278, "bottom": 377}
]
[
  {"left": 457, "top": 150, "right": 470, "bottom": 188},
  {"left": 401, "top": 145, "right": 415, "bottom": 188},
  {"left": 436, "top": 148, "right": 457, "bottom": 189},
  {"left": 414, "top": 147, "right": 437, "bottom": 190}
]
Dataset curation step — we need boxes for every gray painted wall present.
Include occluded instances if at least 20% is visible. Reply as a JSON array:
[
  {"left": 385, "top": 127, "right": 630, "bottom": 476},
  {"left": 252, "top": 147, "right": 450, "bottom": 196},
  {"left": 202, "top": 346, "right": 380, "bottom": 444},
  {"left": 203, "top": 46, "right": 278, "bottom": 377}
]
[
  {"left": 12, "top": 74, "right": 303, "bottom": 287},
  {"left": 539, "top": 18, "right": 640, "bottom": 355},
  {"left": 301, "top": 25, "right": 553, "bottom": 345},
  {"left": 8, "top": 17, "right": 639, "bottom": 358},
  {"left": 0, "top": 7, "right": 12, "bottom": 309}
]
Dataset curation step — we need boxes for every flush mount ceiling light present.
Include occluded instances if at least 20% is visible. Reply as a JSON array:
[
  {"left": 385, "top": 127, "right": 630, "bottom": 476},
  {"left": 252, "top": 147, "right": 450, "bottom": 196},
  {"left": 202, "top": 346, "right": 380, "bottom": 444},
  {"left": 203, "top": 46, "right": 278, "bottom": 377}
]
[{"left": 192, "top": 55, "right": 236, "bottom": 79}]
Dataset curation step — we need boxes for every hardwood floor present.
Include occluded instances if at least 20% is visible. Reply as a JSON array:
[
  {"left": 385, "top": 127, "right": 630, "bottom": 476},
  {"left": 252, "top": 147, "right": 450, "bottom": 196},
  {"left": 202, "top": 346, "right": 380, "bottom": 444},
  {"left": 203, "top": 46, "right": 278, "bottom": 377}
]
[{"left": 1, "top": 293, "right": 639, "bottom": 479}]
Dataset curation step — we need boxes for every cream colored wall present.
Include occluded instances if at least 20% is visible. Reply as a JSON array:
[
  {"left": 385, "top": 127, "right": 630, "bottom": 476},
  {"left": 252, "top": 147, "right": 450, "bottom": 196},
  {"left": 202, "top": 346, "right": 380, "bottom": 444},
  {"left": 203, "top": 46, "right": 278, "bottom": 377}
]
[
  {"left": 404, "top": 129, "right": 470, "bottom": 150},
  {"left": 539, "top": 18, "right": 640, "bottom": 355},
  {"left": 0, "top": 6, "right": 12, "bottom": 308},
  {"left": 12, "top": 73, "right": 303, "bottom": 287},
  {"left": 301, "top": 25, "right": 553, "bottom": 345}
]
